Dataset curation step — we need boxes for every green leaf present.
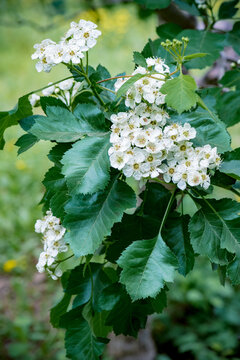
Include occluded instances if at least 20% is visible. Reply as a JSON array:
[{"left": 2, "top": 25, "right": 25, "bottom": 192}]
[
  {"left": 151, "top": 289, "right": 167, "bottom": 314},
  {"left": 96, "top": 283, "right": 152, "bottom": 336},
  {"left": 106, "top": 213, "right": 159, "bottom": 263},
  {"left": 171, "top": 110, "right": 231, "bottom": 153},
  {"left": 29, "top": 102, "right": 108, "bottom": 142},
  {"left": 41, "top": 144, "right": 71, "bottom": 219},
  {"left": 183, "top": 53, "right": 208, "bottom": 62},
  {"left": 216, "top": 91, "right": 240, "bottom": 127},
  {"left": 189, "top": 198, "right": 240, "bottom": 265},
  {"left": 66, "top": 265, "right": 93, "bottom": 298},
  {"left": 73, "top": 103, "right": 109, "bottom": 133},
  {"left": 220, "top": 148, "right": 240, "bottom": 180},
  {"left": 90, "top": 64, "right": 116, "bottom": 102},
  {"left": 116, "top": 73, "right": 145, "bottom": 98},
  {"left": 66, "top": 263, "right": 113, "bottom": 312},
  {"left": 42, "top": 166, "right": 68, "bottom": 220},
  {"left": 142, "top": 38, "right": 171, "bottom": 63},
  {"left": 141, "top": 182, "right": 175, "bottom": 219},
  {"left": 61, "top": 134, "right": 110, "bottom": 195},
  {"left": 64, "top": 178, "right": 136, "bottom": 256},
  {"left": 163, "top": 213, "right": 194, "bottom": 276},
  {"left": 48, "top": 143, "right": 72, "bottom": 168},
  {"left": 156, "top": 23, "right": 182, "bottom": 40},
  {"left": 219, "top": 70, "right": 240, "bottom": 90},
  {"left": 135, "top": 0, "right": 171, "bottom": 9},
  {"left": 83, "top": 303, "right": 112, "bottom": 338},
  {"left": 161, "top": 74, "right": 197, "bottom": 114},
  {"left": 174, "top": 0, "right": 199, "bottom": 15},
  {"left": 211, "top": 170, "right": 236, "bottom": 188},
  {"left": 133, "top": 51, "right": 147, "bottom": 67},
  {"left": 60, "top": 307, "right": 106, "bottom": 360},
  {"left": 177, "top": 30, "right": 225, "bottom": 68},
  {"left": 225, "top": 21, "right": 240, "bottom": 55},
  {"left": 50, "top": 293, "right": 71, "bottom": 328},
  {"left": 227, "top": 253, "right": 240, "bottom": 285},
  {"left": 15, "top": 133, "right": 39, "bottom": 155},
  {"left": 89, "top": 311, "right": 112, "bottom": 338},
  {"left": 0, "top": 95, "right": 32, "bottom": 149},
  {"left": 40, "top": 96, "right": 68, "bottom": 112},
  {"left": 218, "top": 0, "right": 238, "bottom": 19},
  {"left": 118, "top": 234, "right": 178, "bottom": 301}
]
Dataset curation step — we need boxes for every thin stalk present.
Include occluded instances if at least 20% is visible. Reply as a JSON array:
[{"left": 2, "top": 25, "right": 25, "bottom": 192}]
[
  {"left": 152, "top": 177, "right": 170, "bottom": 185},
  {"left": 88, "top": 263, "right": 94, "bottom": 306},
  {"left": 27, "top": 76, "right": 74, "bottom": 96},
  {"left": 97, "top": 85, "right": 116, "bottom": 94},
  {"left": 74, "top": 65, "right": 106, "bottom": 107},
  {"left": 159, "top": 188, "right": 177, "bottom": 234},
  {"left": 96, "top": 75, "right": 133, "bottom": 84},
  {"left": 55, "top": 254, "right": 74, "bottom": 264},
  {"left": 138, "top": 180, "right": 149, "bottom": 216},
  {"left": 96, "top": 70, "right": 170, "bottom": 85},
  {"left": 86, "top": 51, "right": 89, "bottom": 75},
  {"left": 169, "top": 68, "right": 179, "bottom": 77},
  {"left": 188, "top": 188, "right": 223, "bottom": 221},
  {"left": 176, "top": 191, "right": 185, "bottom": 210}
]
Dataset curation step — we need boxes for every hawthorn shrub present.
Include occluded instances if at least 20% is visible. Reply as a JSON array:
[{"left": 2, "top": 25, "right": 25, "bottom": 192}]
[{"left": 1, "top": 0, "right": 240, "bottom": 358}]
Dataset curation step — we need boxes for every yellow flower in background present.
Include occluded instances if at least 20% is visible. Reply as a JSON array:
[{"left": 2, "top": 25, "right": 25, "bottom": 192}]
[
  {"left": 3, "top": 259, "right": 17, "bottom": 272},
  {"left": 5, "top": 140, "right": 16, "bottom": 152},
  {"left": 76, "top": 7, "right": 131, "bottom": 39},
  {"left": 15, "top": 159, "right": 27, "bottom": 170}
]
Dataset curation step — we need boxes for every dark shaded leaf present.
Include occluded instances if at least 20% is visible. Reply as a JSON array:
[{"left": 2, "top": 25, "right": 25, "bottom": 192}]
[
  {"left": 64, "top": 178, "right": 136, "bottom": 256},
  {"left": 0, "top": 95, "right": 32, "bottom": 149},
  {"left": 218, "top": 0, "right": 238, "bottom": 19},
  {"left": 15, "top": 133, "right": 39, "bottom": 155},
  {"left": 163, "top": 213, "right": 195, "bottom": 276}
]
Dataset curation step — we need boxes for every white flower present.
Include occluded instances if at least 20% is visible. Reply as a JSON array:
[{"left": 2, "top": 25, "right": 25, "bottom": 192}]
[
  {"left": 29, "top": 94, "right": 40, "bottom": 107},
  {"left": 188, "top": 171, "right": 202, "bottom": 187},
  {"left": 42, "top": 83, "right": 55, "bottom": 96},
  {"left": 58, "top": 79, "right": 74, "bottom": 91},
  {"left": 200, "top": 172, "right": 211, "bottom": 189},
  {"left": 110, "top": 69, "right": 219, "bottom": 190},
  {"left": 35, "top": 210, "right": 68, "bottom": 279},
  {"left": 115, "top": 58, "right": 170, "bottom": 109},
  {"left": 178, "top": 123, "right": 196, "bottom": 141},
  {"left": 110, "top": 151, "right": 129, "bottom": 170},
  {"left": 37, "top": 251, "right": 55, "bottom": 269},
  {"left": 134, "top": 131, "right": 148, "bottom": 148},
  {"left": 47, "top": 267, "right": 63, "bottom": 280},
  {"left": 32, "top": 19, "right": 101, "bottom": 72},
  {"left": 108, "top": 138, "right": 131, "bottom": 155},
  {"left": 35, "top": 219, "right": 47, "bottom": 234}
]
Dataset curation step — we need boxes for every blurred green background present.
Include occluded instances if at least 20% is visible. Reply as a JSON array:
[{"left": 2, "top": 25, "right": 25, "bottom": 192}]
[{"left": 0, "top": 1, "right": 240, "bottom": 359}]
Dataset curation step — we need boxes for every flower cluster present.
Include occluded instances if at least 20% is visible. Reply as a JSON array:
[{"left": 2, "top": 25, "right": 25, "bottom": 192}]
[
  {"left": 29, "top": 78, "right": 81, "bottom": 107},
  {"left": 114, "top": 57, "right": 170, "bottom": 108},
  {"left": 31, "top": 19, "right": 101, "bottom": 72},
  {"left": 35, "top": 210, "right": 68, "bottom": 280},
  {"left": 109, "top": 57, "right": 221, "bottom": 190}
]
